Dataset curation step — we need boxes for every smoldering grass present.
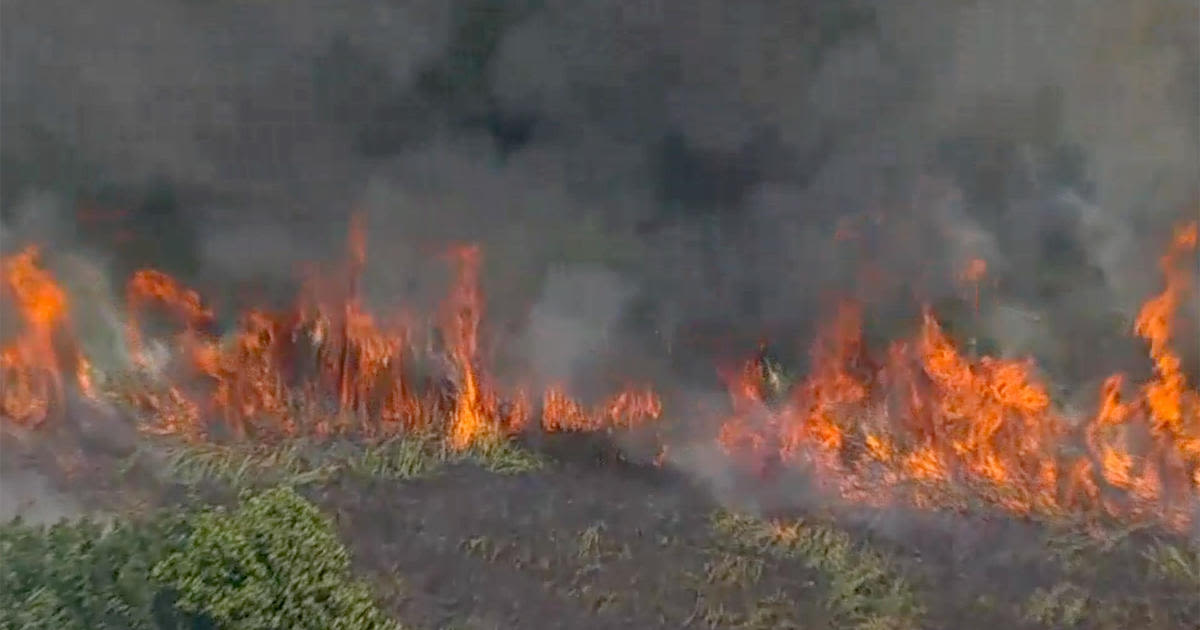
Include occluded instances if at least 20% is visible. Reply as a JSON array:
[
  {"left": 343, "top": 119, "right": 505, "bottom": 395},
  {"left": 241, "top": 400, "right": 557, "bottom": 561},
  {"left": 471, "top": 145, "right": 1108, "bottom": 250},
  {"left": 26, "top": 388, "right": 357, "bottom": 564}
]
[
  {"left": 740, "top": 591, "right": 803, "bottom": 630},
  {"left": 577, "top": 523, "right": 606, "bottom": 562},
  {"left": 460, "top": 534, "right": 507, "bottom": 562},
  {"left": 1021, "top": 582, "right": 1090, "bottom": 628},
  {"left": 1034, "top": 524, "right": 1199, "bottom": 629},
  {"left": 1043, "top": 522, "right": 1199, "bottom": 592},
  {"left": 683, "top": 594, "right": 741, "bottom": 628},
  {"left": 1142, "top": 538, "right": 1200, "bottom": 622},
  {"left": 702, "top": 551, "right": 766, "bottom": 587},
  {"left": 571, "top": 521, "right": 632, "bottom": 567},
  {"left": 1142, "top": 539, "right": 1200, "bottom": 589}
]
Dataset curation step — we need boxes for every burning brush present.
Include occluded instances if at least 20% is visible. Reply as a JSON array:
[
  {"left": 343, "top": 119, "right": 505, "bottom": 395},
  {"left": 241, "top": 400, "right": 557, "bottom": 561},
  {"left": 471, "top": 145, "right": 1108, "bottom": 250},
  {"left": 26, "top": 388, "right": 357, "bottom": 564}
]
[
  {"left": 714, "top": 222, "right": 1200, "bottom": 530},
  {"left": 1, "top": 214, "right": 1197, "bottom": 533},
  {"left": 2, "top": 214, "right": 659, "bottom": 448}
]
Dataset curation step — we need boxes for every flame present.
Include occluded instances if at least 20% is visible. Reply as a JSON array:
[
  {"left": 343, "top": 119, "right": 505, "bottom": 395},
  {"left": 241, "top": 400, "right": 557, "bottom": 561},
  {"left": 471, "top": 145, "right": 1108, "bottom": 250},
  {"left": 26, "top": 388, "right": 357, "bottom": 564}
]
[
  {"left": 119, "top": 218, "right": 422, "bottom": 441},
  {"left": 715, "top": 344, "right": 774, "bottom": 468},
  {"left": 441, "top": 244, "right": 490, "bottom": 450},
  {"left": 5, "top": 214, "right": 1197, "bottom": 531},
  {"left": 960, "top": 258, "right": 988, "bottom": 284},
  {"left": 712, "top": 221, "right": 1200, "bottom": 527},
  {"left": 959, "top": 258, "right": 988, "bottom": 310},
  {"left": 542, "top": 385, "right": 662, "bottom": 433},
  {"left": 1, "top": 247, "right": 72, "bottom": 425},
  {"left": 107, "top": 221, "right": 641, "bottom": 449},
  {"left": 1133, "top": 223, "right": 1199, "bottom": 450},
  {"left": 125, "top": 269, "right": 214, "bottom": 368},
  {"left": 75, "top": 354, "right": 96, "bottom": 400}
]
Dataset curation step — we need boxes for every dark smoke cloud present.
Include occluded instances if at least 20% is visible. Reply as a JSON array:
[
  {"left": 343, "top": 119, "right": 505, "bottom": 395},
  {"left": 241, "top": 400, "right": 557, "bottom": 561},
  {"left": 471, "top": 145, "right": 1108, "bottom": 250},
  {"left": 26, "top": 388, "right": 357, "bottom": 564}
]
[{"left": 2, "top": 0, "right": 1197, "bottom": 395}]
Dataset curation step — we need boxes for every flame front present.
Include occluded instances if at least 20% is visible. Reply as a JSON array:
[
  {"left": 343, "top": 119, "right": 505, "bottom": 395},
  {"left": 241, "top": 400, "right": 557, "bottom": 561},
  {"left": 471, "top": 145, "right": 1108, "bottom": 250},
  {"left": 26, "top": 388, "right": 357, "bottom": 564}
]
[
  {"left": 3, "top": 217, "right": 1198, "bottom": 531},
  {"left": 714, "top": 221, "right": 1200, "bottom": 527}
]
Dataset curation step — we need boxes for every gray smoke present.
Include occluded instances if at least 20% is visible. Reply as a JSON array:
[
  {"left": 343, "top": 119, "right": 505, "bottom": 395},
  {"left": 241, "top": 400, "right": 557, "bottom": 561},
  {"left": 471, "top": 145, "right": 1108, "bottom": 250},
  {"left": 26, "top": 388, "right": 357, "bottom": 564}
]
[
  {"left": 2, "top": 0, "right": 1197, "bottom": 396},
  {"left": 0, "top": 466, "right": 84, "bottom": 525}
]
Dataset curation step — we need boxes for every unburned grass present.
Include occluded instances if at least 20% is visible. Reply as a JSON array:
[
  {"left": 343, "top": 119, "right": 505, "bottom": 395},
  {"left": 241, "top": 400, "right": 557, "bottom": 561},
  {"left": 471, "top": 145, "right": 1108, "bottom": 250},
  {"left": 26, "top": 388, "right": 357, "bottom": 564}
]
[
  {"left": 710, "top": 511, "right": 925, "bottom": 630},
  {"left": 133, "top": 431, "right": 543, "bottom": 489}
]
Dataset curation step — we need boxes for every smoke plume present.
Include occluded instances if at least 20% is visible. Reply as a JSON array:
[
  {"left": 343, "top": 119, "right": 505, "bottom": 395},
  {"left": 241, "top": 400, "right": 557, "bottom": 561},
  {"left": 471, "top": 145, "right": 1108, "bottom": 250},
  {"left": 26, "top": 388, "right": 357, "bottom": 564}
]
[{"left": 3, "top": 0, "right": 1197, "bottom": 404}]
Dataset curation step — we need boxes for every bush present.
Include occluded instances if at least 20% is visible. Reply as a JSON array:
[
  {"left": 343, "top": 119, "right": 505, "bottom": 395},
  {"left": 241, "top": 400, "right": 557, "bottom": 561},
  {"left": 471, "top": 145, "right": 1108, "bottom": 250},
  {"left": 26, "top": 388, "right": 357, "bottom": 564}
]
[
  {"left": 152, "top": 487, "right": 399, "bottom": 630},
  {"left": 0, "top": 511, "right": 202, "bottom": 630},
  {"left": 1, "top": 487, "right": 397, "bottom": 630}
]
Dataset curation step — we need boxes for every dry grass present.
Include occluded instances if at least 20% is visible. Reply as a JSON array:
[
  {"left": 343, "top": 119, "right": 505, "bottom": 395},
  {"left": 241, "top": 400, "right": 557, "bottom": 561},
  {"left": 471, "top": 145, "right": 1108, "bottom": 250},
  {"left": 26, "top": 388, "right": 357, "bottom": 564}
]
[
  {"left": 1142, "top": 539, "right": 1200, "bottom": 590},
  {"left": 1022, "top": 582, "right": 1091, "bottom": 627},
  {"left": 1026, "top": 525, "right": 1200, "bottom": 630},
  {"left": 710, "top": 511, "right": 925, "bottom": 630},
  {"left": 129, "top": 431, "right": 543, "bottom": 489}
]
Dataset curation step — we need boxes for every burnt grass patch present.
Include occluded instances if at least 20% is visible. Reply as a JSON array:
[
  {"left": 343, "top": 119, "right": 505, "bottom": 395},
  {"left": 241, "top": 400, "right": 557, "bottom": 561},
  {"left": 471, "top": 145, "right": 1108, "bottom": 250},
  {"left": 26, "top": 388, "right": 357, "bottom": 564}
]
[
  {"left": 316, "top": 457, "right": 825, "bottom": 630},
  {"left": 313, "top": 434, "right": 1196, "bottom": 630},
  {"left": 5, "top": 421, "right": 1197, "bottom": 630}
]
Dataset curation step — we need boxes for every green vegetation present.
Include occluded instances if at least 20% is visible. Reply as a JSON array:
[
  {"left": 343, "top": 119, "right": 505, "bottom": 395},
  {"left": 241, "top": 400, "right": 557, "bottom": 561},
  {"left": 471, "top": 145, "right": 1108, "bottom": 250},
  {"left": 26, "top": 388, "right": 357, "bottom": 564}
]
[
  {"left": 464, "top": 433, "right": 546, "bottom": 474},
  {"left": 1142, "top": 539, "right": 1200, "bottom": 592},
  {"left": 153, "top": 487, "right": 398, "bottom": 630},
  {"left": 0, "top": 510, "right": 199, "bottom": 630},
  {"left": 139, "top": 432, "right": 543, "bottom": 489},
  {"left": 1, "top": 487, "right": 398, "bottom": 630},
  {"left": 1029, "top": 528, "right": 1200, "bottom": 630},
  {"left": 710, "top": 511, "right": 925, "bottom": 630}
]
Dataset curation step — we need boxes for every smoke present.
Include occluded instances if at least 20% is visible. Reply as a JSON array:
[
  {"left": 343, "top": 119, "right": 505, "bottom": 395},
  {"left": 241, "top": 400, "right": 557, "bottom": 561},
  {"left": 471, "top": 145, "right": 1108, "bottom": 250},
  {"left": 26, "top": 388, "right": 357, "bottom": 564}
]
[
  {"left": 2, "top": 1, "right": 1197, "bottom": 395},
  {"left": 0, "top": 466, "right": 84, "bottom": 525},
  {"left": 517, "top": 266, "right": 635, "bottom": 390}
]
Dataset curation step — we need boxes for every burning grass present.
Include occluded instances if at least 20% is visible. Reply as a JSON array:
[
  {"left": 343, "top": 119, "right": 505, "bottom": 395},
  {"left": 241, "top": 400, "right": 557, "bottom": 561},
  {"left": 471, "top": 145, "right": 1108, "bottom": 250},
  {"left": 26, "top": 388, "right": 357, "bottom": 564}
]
[
  {"left": 2, "top": 212, "right": 1198, "bottom": 536},
  {"left": 715, "top": 221, "right": 1200, "bottom": 532}
]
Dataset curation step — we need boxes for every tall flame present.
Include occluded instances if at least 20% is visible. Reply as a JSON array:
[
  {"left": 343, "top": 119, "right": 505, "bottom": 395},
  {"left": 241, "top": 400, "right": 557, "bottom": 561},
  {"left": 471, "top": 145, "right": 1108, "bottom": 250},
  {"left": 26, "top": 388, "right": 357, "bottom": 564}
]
[
  {"left": 713, "top": 221, "right": 1200, "bottom": 527},
  {"left": 441, "top": 244, "right": 489, "bottom": 450},
  {"left": 1134, "top": 223, "right": 1198, "bottom": 447},
  {"left": 5, "top": 216, "right": 1197, "bottom": 531},
  {"left": 1, "top": 247, "right": 71, "bottom": 425}
]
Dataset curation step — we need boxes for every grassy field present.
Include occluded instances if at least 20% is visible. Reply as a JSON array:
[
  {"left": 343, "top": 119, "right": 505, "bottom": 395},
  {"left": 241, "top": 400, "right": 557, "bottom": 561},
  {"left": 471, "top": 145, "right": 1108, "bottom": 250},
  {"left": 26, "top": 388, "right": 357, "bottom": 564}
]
[{"left": 3, "top": 422, "right": 1196, "bottom": 630}]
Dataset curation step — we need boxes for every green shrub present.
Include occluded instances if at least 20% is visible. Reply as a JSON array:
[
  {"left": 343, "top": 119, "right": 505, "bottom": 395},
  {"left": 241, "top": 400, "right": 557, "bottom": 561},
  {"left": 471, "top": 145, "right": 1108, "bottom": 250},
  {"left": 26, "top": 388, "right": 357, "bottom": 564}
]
[
  {"left": 2, "top": 487, "right": 398, "bottom": 629},
  {"left": 0, "top": 511, "right": 202, "bottom": 630},
  {"left": 151, "top": 487, "right": 399, "bottom": 630}
]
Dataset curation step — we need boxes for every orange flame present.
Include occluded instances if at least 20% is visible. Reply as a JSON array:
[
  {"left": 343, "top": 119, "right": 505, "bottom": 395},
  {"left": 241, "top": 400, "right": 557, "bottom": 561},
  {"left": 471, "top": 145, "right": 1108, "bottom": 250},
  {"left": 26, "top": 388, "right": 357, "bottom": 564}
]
[
  {"left": 959, "top": 258, "right": 988, "bottom": 310},
  {"left": 441, "top": 244, "right": 490, "bottom": 450},
  {"left": 1, "top": 247, "right": 71, "bottom": 425},
  {"left": 712, "top": 221, "right": 1200, "bottom": 528},
  {"left": 6, "top": 214, "right": 1196, "bottom": 531},
  {"left": 125, "top": 268, "right": 214, "bottom": 368},
  {"left": 1133, "top": 223, "right": 1198, "bottom": 442},
  {"left": 542, "top": 385, "right": 662, "bottom": 433}
]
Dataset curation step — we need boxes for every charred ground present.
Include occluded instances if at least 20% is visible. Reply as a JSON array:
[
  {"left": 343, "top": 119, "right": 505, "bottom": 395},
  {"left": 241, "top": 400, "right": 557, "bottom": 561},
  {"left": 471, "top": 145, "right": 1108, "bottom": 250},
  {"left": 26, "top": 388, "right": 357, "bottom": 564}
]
[{"left": 3, "top": 414, "right": 1196, "bottom": 630}]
